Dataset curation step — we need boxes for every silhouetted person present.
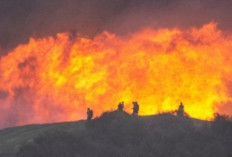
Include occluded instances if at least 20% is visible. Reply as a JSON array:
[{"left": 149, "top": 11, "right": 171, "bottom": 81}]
[
  {"left": 214, "top": 113, "right": 230, "bottom": 122},
  {"left": 177, "top": 102, "right": 184, "bottom": 116},
  {"left": 87, "top": 108, "right": 93, "bottom": 120},
  {"left": 132, "top": 101, "right": 139, "bottom": 115},
  {"left": 117, "top": 101, "right": 124, "bottom": 111}
]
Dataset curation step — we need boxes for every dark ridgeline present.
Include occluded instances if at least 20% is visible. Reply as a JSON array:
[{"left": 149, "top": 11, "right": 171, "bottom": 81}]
[
  {"left": 2, "top": 101, "right": 231, "bottom": 157},
  {"left": 16, "top": 109, "right": 232, "bottom": 157}
]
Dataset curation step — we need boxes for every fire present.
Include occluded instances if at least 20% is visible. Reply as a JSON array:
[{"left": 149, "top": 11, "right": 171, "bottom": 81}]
[{"left": 0, "top": 23, "right": 232, "bottom": 127}]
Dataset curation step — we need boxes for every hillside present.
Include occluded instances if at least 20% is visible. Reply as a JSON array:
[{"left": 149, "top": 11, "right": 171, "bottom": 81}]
[{"left": 0, "top": 111, "right": 231, "bottom": 157}]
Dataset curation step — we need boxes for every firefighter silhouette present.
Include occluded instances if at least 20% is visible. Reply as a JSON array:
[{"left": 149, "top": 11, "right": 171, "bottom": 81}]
[
  {"left": 132, "top": 101, "right": 139, "bottom": 115},
  {"left": 117, "top": 101, "right": 124, "bottom": 111},
  {"left": 176, "top": 102, "right": 184, "bottom": 116},
  {"left": 87, "top": 108, "right": 93, "bottom": 120}
]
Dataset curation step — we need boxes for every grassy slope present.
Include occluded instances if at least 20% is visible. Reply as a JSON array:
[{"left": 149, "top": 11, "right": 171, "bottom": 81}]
[
  {"left": 0, "top": 111, "right": 231, "bottom": 157},
  {"left": 0, "top": 121, "right": 85, "bottom": 157}
]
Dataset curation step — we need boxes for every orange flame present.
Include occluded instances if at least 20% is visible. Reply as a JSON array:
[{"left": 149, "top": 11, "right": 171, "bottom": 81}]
[{"left": 0, "top": 23, "right": 232, "bottom": 127}]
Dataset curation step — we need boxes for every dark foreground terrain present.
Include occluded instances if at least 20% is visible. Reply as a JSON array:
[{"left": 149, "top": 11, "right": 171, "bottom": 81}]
[{"left": 0, "top": 111, "right": 231, "bottom": 157}]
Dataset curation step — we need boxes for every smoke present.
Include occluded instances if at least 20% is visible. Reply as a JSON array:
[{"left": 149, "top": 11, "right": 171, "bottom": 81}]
[{"left": 0, "top": 0, "right": 232, "bottom": 53}]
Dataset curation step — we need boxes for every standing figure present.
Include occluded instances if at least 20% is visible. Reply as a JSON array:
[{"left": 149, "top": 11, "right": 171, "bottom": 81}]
[
  {"left": 117, "top": 101, "right": 124, "bottom": 111},
  {"left": 132, "top": 101, "right": 139, "bottom": 115},
  {"left": 87, "top": 108, "right": 93, "bottom": 120},
  {"left": 176, "top": 102, "right": 184, "bottom": 116}
]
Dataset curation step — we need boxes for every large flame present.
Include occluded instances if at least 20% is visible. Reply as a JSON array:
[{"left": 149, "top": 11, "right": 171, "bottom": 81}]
[{"left": 0, "top": 23, "right": 232, "bottom": 127}]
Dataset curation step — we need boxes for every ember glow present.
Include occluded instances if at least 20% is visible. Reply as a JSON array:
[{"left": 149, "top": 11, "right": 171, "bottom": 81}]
[{"left": 0, "top": 23, "right": 232, "bottom": 127}]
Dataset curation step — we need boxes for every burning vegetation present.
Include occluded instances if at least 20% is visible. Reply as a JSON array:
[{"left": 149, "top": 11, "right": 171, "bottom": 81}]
[{"left": 0, "top": 23, "right": 232, "bottom": 127}]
